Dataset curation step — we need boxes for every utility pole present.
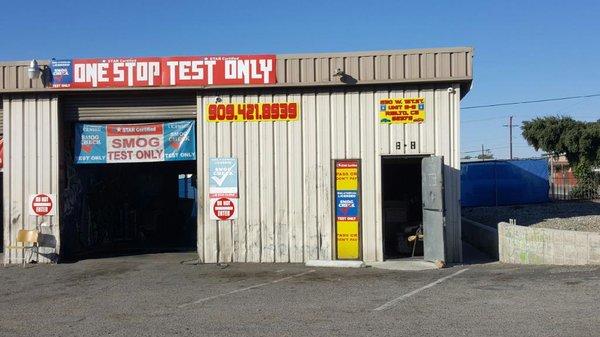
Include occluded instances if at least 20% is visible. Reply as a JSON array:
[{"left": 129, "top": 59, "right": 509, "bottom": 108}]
[
  {"left": 503, "top": 116, "right": 516, "bottom": 160},
  {"left": 509, "top": 115, "right": 513, "bottom": 159},
  {"left": 481, "top": 144, "right": 485, "bottom": 160}
]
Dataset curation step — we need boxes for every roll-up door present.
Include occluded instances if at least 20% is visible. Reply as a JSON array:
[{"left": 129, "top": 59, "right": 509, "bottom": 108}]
[
  {"left": 0, "top": 99, "right": 3, "bottom": 135},
  {"left": 62, "top": 92, "right": 197, "bottom": 121}
]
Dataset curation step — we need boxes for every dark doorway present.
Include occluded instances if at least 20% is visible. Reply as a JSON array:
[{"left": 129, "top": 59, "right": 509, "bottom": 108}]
[
  {"left": 382, "top": 156, "right": 424, "bottom": 259},
  {"left": 61, "top": 122, "right": 197, "bottom": 261}
]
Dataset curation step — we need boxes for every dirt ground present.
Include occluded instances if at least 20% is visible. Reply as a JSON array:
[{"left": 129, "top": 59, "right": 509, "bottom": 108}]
[{"left": 462, "top": 200, "right": 600, "bottom": 232}]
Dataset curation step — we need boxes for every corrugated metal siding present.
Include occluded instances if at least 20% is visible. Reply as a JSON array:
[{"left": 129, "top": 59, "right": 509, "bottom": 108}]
[
  {"left": 0, "top": 48, "right": 473, "bottom": 93},
  {"left": 196, "top": 85, "right": 461, "bottom": 263},
  {"left": 62, "top": 93, "right": 196, "bottom": 121},
  {"left": 3, "top": 95, "right": 60, "bottom": 264},
  {"left": 278, "top": 48, "right": 472, "bottom": 85}
]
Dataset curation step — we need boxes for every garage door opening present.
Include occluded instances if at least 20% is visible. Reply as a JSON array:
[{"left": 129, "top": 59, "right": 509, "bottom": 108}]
[
  {"left": 60, "top": 120, "right": 198, "bottom": 261},
  {"left": 382, "top": 156, "right": 424, "bottom": 259}
]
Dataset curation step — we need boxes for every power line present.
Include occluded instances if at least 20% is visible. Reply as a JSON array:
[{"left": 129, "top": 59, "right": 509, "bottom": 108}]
[
  {"left": 461, "top": 116, "right": 506, "bottom": 124},
  {"left": 463, "top": 92, "right": 600, "bottom": 110},
  {"left": 461, "top": 144, "right": 533, "bottom": 154}
]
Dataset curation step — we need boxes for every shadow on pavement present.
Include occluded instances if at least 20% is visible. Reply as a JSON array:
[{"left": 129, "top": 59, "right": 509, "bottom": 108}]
[{"left": 461, "top": 241, "right": 496, "bottom": 265}]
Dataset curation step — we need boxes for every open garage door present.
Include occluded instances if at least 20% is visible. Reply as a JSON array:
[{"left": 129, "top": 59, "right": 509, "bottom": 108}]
[{"left": 61, "top": 116, "right": 198, "bottom": 260}]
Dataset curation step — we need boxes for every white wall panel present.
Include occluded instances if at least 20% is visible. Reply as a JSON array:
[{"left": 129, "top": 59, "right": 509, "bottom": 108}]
[
  {"left": 302, "top": 93, "right": 319, "bottom": 261},
  {"left": 230, "top": 93, "right": 247, "bottom": 262},
  {"left": 259, "top": 93, "right": 275, "bottom": 262},
  {"left": 287, "top": 93, "right": 304, "bottom": 262},
  {"left": 360, "top": 91, "right": 377, "bottom": 261},
  {"left": 3, "top": 96, "right": 60, "bottom": 264},
  {"left": 200, "top": 95, "right": 218, "bottom": 263},
  {"left": 216, "top": 96, "right": 233, "bottom": 263},
  {"left": 274, "top": 93, "right": 290, "bottom": 262},
  {"left": 316, "top": 92, "right": 332, "bottom": 260},
  {"left": 245, "top": 95, "right": 261, "bottom": 263}
]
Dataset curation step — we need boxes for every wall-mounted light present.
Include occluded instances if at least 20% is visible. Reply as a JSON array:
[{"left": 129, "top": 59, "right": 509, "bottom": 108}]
[
  {"left": 27, "top": 59, "right": 52, "bottom": 87},
  {"left": 28, "top": 60, "right": 43, "bottom": 80},
  {"left": 332, "top": 68, "right": 345, "bottom": 77},
  {"left": 215, "top": 97, "right": 223, "bottom": 103}
]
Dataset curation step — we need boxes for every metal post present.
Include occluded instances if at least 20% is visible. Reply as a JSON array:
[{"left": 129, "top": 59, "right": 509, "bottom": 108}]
[
  {"left": 509, "top": 115, "right": 513, "bottom": 160},
  {"left": 481, "top": 144, "right": 484, "bottom": 161},
  {"left": 503, "top": 116, "right": 515, "bottom": 160}
]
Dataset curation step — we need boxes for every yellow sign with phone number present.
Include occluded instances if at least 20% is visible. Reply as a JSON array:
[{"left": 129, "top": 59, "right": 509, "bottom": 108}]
[{"left": 206, "top": 103, "right": 300, "bottom": 122}]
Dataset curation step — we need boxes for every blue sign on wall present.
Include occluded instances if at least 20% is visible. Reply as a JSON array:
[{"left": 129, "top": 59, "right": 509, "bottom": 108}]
[
  {"left": 50, "top": 59, "right": 73, "bottom": 88},
  {"left": 336, "top": 191, "right": 359, "bottom": 218},
  {"left": 208, "top": 158, "right": 238, "bottom": 198}
]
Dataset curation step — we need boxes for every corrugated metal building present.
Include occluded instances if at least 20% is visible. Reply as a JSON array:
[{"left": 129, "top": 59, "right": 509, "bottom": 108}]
[{"left": 0, "top": 47, "right": 473, "bottom": 265}]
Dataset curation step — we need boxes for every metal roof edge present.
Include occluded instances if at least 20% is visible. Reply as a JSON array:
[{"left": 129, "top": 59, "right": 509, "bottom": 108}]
[
  {"left": 277, "top": 46, "right": 474, "bottom": 59},
  {"left": 0, "top": 77, "right": 473, "bottom": 95},
  {"left": 0, "top": 47, "right": 474, "bottom": 65}
]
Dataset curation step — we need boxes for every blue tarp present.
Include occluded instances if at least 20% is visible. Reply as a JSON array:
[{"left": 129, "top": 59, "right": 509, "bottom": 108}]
[{"left": 461, "top": 159, "right": 549, "bottom": 207}]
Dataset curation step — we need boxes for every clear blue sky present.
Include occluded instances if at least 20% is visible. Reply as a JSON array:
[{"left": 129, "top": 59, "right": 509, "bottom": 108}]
[{"left": 1, "top": 0, "right": 599, "bottom": 159}]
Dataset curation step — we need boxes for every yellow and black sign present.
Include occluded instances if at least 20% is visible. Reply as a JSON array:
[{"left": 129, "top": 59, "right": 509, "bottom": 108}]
[
  {"left": 334, "top": 160, "right": 361, "bottom": 260},
  {"left": 379, "top": 98, "right": 425, "bottom": 124}
]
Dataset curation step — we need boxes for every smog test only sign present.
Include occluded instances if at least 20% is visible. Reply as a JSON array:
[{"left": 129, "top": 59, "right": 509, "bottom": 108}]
[
  {"left": 74, "top": 121, "right": 196, "bottom": 164},
  {"left": 209, "top": 158, "right": 239, "bottom": 221},
  {"left": 335, "top": 160, "right": 361, "bottom": 260}
]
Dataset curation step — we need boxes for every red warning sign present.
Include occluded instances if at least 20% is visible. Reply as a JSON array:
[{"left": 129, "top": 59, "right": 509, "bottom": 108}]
[
  {"left": 212, "top": 197, "right": 236, "bottom": 221},
  {"left": 29, "top": 193, "right": 56, "bottom": 216}
]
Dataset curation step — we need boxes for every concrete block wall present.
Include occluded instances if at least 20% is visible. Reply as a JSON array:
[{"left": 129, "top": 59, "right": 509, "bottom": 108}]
[{"left": 499, "top": 222, "right": 600, "bottom": 265}]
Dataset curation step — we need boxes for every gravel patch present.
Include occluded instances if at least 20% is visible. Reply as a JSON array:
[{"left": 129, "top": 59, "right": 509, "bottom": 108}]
[{"left": 462, "top": 200, "right": 600, "bottom": 232}]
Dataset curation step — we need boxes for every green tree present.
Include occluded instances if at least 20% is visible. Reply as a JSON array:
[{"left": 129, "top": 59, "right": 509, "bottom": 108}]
[{"left": 522, "top": 116, "right": 600, "bottom": 198}]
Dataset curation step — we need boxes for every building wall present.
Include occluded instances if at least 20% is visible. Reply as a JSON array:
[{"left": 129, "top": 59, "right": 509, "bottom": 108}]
[
  {"left": 196, "top": 84, "right": 461, "bottom": 263},
  {"left": 2, "top": 95, "right": 60, "bottom": 264},
  {"left": 1, "top": 83, "right": 462, "bottom": 264}
]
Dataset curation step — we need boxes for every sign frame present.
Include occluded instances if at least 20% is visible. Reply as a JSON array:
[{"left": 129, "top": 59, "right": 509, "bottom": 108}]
[
  {"left": 379, "top": 97, "right": 426, "bottom": 124},
  {"left": 74, "top": 120, "right": 196, "bottom": 164},
  {"left": 50, "top": 55, "right": 277, "bottom": 89},
  {"left": 331, "top": 159, "right": 362, "bottom": 261},
  {"left": 205, "top": 102, "right": 301, "bottom": 123},
  {"left": 208, "top": 157, "right": 239, "bottom": 221}
]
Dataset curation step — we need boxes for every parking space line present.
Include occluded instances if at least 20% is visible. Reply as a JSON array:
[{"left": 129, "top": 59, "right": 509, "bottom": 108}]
[
  {"left": 178, "top": 269, "right": 316, "bottom": 308},
  {"left": 374, "top": 268, "right": 469, "bottom": 312}
]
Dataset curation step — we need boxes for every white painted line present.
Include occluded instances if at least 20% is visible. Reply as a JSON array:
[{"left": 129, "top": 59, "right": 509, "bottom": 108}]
[
  {"left": 306, "top": 260, "right": 365, "bottom": 268},
  {"left": 374, "top": 268, "right": 469, "bottom": 312},
  {"left": 178, "top": 269, "right": 316, "bottom": 308}
]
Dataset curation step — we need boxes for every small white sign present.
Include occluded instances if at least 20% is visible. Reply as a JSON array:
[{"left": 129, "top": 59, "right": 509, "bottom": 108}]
[
  {"left": 210, "top": 197, "right": 238, "bottom": 221},
  {"left": 29, "top": 193, "right": 57, "bottom": 216}
]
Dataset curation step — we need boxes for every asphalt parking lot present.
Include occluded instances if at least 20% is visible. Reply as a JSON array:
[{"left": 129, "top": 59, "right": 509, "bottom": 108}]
[{"left": 1, "top": 253, "right": 599, "bottom": 337}]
